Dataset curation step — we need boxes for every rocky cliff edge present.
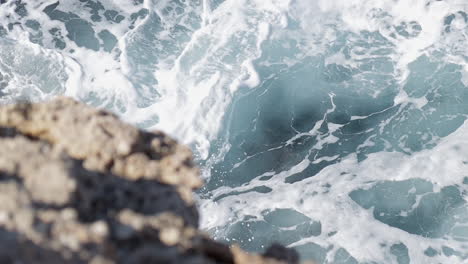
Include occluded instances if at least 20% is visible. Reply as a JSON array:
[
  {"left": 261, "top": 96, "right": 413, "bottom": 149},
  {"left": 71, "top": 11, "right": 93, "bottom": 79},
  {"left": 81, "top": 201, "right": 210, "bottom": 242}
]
[{"left": 0, "top": 97, "right": 301, "bottom": 264}]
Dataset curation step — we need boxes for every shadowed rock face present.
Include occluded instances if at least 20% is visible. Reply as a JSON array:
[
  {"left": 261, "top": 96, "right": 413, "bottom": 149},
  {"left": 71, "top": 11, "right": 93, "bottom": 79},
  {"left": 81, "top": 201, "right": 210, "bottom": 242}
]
[{"left": 0, "top": 97, "right": 299, "bottom": 264}]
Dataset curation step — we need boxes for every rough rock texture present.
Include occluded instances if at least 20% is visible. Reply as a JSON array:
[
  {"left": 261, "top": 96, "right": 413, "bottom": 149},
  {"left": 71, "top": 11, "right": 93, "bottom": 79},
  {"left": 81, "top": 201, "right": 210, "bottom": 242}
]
[{"left": 0, "top": 97, "right": 301, "bottom": 264}]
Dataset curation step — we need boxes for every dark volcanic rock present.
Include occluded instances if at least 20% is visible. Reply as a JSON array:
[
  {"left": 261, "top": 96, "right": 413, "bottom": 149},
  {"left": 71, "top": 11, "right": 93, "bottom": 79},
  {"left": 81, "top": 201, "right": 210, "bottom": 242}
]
[{"left": 0, "top": 97, "right": 300, "bottom": 264}]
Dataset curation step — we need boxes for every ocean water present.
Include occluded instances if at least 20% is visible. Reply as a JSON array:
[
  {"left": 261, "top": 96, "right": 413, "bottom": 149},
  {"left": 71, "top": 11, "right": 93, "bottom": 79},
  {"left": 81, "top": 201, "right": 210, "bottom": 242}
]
[{"left": 1, "top": 0, "right": 468, "bottom": 263}]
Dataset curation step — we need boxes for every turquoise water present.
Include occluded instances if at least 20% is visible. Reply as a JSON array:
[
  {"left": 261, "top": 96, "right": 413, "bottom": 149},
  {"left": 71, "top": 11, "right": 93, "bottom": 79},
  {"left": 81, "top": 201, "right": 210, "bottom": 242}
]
[{"left": 1, "top": 0, "right": 468, "bottom": 263}]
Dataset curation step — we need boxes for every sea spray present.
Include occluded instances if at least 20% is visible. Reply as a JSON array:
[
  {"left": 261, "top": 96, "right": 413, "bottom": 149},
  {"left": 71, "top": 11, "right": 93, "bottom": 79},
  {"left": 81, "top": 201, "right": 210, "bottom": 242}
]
[{"left": 0, "top": 0, "right": 467, "bottom": 263}]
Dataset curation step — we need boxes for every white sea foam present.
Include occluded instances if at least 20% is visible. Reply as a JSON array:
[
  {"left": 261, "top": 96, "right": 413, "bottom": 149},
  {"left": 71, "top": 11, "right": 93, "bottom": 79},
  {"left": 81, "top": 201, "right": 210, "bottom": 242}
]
[
  {"left": 1, "top": 0, "right": 468, "bottom": 263},
  {"left": 200, "top": 120, "right": 468, "bottom": 263}
]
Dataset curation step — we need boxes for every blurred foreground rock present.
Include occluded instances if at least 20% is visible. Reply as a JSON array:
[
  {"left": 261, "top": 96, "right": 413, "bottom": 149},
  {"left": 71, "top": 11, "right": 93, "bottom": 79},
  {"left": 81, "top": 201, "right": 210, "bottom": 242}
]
[{"left": 0, "top": 97, "right": 299, "bottom": 264}]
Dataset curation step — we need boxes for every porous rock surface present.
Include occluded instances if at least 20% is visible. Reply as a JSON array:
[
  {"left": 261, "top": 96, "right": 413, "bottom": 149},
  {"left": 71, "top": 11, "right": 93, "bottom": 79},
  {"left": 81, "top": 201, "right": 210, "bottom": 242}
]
[{"left": 0, "top": 97, "right": 299, "bottom": 264}]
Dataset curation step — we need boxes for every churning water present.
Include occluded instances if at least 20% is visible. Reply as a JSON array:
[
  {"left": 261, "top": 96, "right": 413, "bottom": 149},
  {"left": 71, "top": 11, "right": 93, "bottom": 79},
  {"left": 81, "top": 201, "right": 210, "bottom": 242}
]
[{"left": 1, "top": 0, "right": 468, "bottom": 263}]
